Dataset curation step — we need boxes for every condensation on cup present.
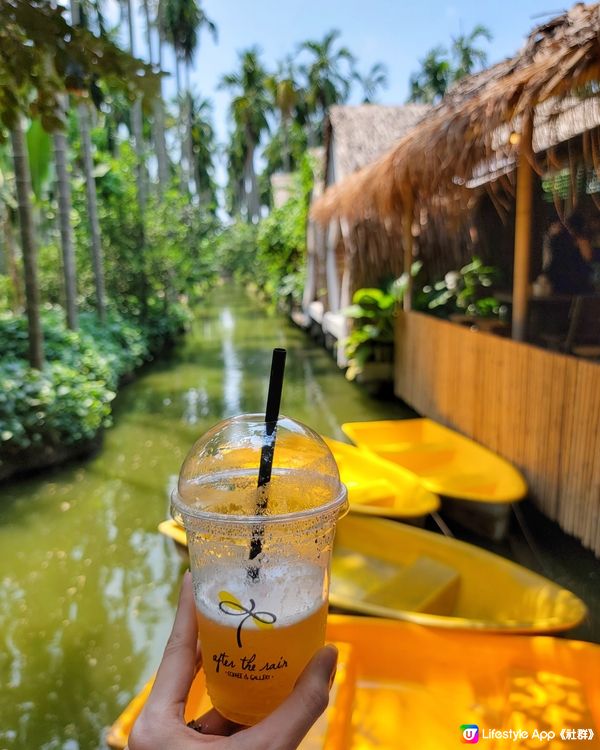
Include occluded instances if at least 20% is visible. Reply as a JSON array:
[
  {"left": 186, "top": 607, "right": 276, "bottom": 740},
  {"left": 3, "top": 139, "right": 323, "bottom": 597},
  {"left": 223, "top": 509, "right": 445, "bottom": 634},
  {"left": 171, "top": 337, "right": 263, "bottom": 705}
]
[{"left": 171, "top": 414, "right": 348, "bottom": 725}]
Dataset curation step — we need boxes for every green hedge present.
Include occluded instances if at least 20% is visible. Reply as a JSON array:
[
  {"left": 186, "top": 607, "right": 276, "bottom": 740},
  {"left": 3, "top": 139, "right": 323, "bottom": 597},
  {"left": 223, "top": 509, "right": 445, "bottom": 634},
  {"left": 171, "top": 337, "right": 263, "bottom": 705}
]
[{"left": 0, "top": 303, "right": 188, "bottom": 477}]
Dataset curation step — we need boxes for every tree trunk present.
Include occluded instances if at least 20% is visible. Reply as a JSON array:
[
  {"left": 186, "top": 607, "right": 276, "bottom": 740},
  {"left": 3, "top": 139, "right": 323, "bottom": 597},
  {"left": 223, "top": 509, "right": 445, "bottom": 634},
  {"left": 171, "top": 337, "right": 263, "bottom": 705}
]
[
  {"left": 184, "top": 65, "right": 195, "bottom": 199},
  {"left": 126, "top": 0, "right": 147, "bottom": 212},
  {"left": 245, "top": 139, "right": 259, "bottom": 222},
  {"left": 282, "top": 113, "right": 291, "bottom": 173},
  {"left": 78, "top": 102, "right": 107, "bottom": 321},
  {"left": 144, "top": 0, "right": 170, "bottom": 194},
  {"left": 10, "top": 120, "right": 44, "bottom": 369},
  {"left": 71, "top": 0, "right": 106, "bottom": 321},
  {"left": 175, "top": 60, "right": 188, "bottom": 193},
  {"left": 53, "top": 114, "right": 78, "bottom": 330},
  {"left": 1, "top": 206, "right": 23, "bottom": 312}
]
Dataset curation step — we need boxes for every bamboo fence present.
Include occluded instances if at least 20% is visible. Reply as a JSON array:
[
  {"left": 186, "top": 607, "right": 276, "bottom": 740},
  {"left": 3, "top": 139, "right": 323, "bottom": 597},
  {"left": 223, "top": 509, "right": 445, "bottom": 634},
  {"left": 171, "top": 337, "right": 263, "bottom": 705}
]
[{"left": 395, "top": 311, "right": 600, "bottom": 555}]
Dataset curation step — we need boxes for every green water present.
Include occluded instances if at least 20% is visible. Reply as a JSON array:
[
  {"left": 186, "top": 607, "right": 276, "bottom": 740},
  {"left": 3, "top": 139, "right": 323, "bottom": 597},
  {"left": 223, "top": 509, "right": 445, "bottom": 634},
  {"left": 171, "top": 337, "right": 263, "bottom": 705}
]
[{"left": 0, "top": 286, "right": 410, "bottom": 749}]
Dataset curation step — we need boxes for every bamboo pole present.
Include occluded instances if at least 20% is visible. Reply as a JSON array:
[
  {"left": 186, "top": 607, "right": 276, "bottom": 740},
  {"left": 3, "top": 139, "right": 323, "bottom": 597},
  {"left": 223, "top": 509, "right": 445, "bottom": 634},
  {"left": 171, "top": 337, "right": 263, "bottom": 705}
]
[
  {"left": 512, "top": 116, "right": 534, "bottom": 341},
  {"left": 402, "top": 191, "right": 414, "bottom": 312}
]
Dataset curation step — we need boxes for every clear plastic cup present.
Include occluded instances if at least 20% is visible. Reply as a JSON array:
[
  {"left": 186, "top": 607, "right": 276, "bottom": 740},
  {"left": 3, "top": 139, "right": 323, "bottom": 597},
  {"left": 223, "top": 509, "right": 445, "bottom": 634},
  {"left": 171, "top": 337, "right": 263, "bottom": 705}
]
[{"left": 171, "top": 414, "right": 348, "bottom": 725}]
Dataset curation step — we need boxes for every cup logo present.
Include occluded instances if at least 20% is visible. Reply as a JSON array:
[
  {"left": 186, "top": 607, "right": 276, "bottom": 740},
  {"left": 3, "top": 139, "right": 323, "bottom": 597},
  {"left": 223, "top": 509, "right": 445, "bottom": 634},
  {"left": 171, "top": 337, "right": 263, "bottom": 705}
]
[{"left": 218, "top": 591, "right": 277, "bottom": 648}]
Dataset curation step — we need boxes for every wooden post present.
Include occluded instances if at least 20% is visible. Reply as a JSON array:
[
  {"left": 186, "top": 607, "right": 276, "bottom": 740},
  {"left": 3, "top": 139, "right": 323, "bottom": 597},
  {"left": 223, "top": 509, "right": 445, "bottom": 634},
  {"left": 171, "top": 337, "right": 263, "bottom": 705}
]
[
  {"left": 512, "top": 116, "right": 534, "bottom": 341},
  {"left": 402, "top": 191, "right": 414, "bottom": 312},
  {"left": 325, "top": 221, "right": 341, "bottom": 311}
]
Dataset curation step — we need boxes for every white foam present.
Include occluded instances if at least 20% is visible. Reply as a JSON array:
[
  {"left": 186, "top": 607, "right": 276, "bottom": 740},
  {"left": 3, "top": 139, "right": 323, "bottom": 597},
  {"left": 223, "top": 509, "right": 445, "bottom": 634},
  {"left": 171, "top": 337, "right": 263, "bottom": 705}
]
[{"left": 193, "top": 562, "right": 325, "bottom": 628}]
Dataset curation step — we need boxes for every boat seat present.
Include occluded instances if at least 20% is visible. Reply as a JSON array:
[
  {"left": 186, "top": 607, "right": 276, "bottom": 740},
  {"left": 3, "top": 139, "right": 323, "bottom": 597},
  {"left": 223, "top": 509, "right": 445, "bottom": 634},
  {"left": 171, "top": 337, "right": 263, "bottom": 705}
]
[
  {"left": 420, "top": 472, "right": 498, "bottom": 495},
  {"left": 363, "top": 556, "right": 460, "bottom": 615},
  {"left": 377, "top": 442, "right": 457, "bottom": 472},
  {"left": 375, "top": 441, "right": 454, "bottom": 454},
  {"left": 345, "top": 478, "right": 397, "bottom": 507}
]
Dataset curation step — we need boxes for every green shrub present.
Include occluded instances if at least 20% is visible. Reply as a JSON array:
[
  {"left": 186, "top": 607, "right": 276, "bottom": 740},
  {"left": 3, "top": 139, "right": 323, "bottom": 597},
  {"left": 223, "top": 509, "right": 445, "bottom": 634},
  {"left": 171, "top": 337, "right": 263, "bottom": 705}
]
[
  {"left": 0, "top": 360, "right": 114, "bottom": 460},
  {"left": 0, "top": 300, "right": 187, "bottom": 473}
]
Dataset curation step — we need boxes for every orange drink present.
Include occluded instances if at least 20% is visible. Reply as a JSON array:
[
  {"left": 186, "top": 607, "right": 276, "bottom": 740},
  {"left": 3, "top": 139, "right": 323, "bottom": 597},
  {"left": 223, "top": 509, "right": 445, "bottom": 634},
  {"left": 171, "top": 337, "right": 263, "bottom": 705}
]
[{"left": 172, "top": 415, "right": 348, "bottom": 725}]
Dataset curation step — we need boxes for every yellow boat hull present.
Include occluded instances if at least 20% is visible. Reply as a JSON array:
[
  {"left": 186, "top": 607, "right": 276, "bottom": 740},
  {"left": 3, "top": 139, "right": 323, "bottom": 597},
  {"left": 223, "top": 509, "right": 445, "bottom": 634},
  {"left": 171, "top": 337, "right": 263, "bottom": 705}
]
[
  {"left": 158, "top": 517, "right": 586, "bottom": 633},
  {"left": 108, "top": 614, "right": 600, "bottom": 750},
  {"left": 323, "top": 436, "right": 439, "bottom": 519},
  {"left": 342, "top": 418, "right": 528, "bottom": 503}
]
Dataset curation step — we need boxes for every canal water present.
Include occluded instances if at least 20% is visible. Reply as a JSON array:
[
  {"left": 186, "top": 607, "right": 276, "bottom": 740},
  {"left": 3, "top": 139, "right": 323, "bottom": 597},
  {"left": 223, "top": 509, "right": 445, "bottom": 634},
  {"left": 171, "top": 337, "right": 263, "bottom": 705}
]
[{"left": 0, "top": 286, "right": 411, "bottom": 749}]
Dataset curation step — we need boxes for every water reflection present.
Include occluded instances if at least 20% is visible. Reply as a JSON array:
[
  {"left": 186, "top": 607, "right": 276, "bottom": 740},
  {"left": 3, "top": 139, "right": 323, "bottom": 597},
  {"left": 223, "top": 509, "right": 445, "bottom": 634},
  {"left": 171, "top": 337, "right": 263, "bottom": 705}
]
[
  {"left": 0, "top": 286, "right": 410, "bottom": 748},
  {"left": 220, "top": 307, "right": 242, "bottom": 416}
]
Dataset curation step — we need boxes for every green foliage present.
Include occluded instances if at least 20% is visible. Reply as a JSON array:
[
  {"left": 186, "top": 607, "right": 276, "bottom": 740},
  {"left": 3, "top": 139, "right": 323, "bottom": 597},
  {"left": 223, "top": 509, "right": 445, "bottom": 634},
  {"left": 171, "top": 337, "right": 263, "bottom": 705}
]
[
  {"left": 26, "top": 119, "right": 53, "bottom": 200},
  {"left": 343, "top": 286, "right": 398, "bottom": 381},
  {"left": 0, "top": 360, "right": 114, "bottom": 459},
  {"left": 216, "top": 221, "right": 258, "bottom": 281},
  {"left": 342, "top": 264, "right": 420, "bottom": 380},
  {"left": 407, "top": 25, "right": 492, "bottom": 103},
  {"left": 254, "top": 155, "right": 313, "bottom": 303},
  {"left": 0, "top": 0, "right": 159, "bottom": 131},
  {"left": 414, "top": 257, "right": 501, "bottom": 318},
  {"left": 0, "top": 302, "right": 186, "bottom": 469},
  {"left": 69, "top": 140, "right": 219, "bottom": 316}
]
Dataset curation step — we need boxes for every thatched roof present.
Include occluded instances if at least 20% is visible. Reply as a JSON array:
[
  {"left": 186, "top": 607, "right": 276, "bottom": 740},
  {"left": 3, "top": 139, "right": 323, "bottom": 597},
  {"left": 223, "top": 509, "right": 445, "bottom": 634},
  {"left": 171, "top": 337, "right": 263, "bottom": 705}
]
[
  {"left": 323, "top": 104, "right": 430, "bottom": 182},
  {"left": 312, "top": 2, "right": 600, "bottom": 225}
]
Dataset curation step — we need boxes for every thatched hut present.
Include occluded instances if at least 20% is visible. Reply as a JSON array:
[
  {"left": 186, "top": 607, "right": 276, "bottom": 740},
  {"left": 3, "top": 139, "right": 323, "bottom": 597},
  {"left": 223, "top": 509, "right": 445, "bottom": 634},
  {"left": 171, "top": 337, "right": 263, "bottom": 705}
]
[
  {"left": 311, "top": 2, "right": 600, "bottom": 554},
  {"left": 303, "top": 104, "right": 429, "bottom": 362}
]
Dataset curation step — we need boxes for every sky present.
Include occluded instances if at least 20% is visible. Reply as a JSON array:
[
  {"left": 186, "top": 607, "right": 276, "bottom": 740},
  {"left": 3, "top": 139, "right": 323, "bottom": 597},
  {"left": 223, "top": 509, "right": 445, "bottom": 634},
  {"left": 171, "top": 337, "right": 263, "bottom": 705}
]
[{"left": 119, "top": 0, "right": 568, "bottom": 182}]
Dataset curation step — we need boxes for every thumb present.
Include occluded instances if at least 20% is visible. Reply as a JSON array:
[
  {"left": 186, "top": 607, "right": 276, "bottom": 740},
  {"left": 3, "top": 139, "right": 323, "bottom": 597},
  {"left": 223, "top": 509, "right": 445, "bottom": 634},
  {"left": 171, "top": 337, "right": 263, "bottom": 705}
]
[
  {"left": 242, "top": 645, "right": 338, "bottom": 749},
  {"left": 145, "top": 571, "right": 199, "bottom": 716}
]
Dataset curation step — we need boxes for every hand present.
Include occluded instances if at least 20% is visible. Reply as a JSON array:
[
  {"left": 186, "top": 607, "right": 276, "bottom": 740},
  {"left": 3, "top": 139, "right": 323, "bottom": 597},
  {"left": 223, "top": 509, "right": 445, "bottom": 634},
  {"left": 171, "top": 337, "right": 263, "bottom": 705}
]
[{"left": 128, "top": 572, "right": 338, "bottom": 750}]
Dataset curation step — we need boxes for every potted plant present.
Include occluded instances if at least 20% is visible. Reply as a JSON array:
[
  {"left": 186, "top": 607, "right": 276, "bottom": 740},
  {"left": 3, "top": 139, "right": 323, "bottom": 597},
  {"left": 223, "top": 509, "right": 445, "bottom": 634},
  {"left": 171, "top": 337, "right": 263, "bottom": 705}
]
[{"left": 342, "top": 264, "right": 420, "bottom": 384}]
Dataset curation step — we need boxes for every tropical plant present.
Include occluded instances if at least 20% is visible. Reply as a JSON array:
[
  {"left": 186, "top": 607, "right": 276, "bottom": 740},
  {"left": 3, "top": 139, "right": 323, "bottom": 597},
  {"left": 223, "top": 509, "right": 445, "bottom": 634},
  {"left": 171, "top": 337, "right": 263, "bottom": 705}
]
[
  {"left": 254, "top": 154, "right": 313, "bottom": 303},
  {"left": 10, "top": 119, "right": 44, "bottom": 368},
  {"left": 122, "top": 0, "right": 147, "bottom": 211},
  {"left": 161, "top": 0, "right": 217, "bottom": 192},
  {"left": 407, "top": 47, "right": 451, "bottom": 104},
  {"left": 451, "top": 25, "right": 493, "bottom": 80},
  {"left": 221, "top": 47, "right": 271, "bottom": 222},
  {"left": 342, "top": 288, "right": 397, "bottom": 381},
  {"left": 354, "top": 62, "right": 388, "bottom": 103},
  {"left": 266, "top": 59, "right": 303, "bottom": 173},
  {"left": 188, "top": 95, "right": 217, "bottom": 208},
  {"left": 141, "top": 0, "right": 170, "bottom": 192},
  {"left": 342, "top": 264, "right": 421, "bottom": 380},
  {"left": 298, "top": 29, "right": 355, "bottom": 142},
  {"left": 414, "top": 257, "right": 501, "bottom": 318},
  {"left": 407, "top": 25, "right": 492, "bottom": 103}
]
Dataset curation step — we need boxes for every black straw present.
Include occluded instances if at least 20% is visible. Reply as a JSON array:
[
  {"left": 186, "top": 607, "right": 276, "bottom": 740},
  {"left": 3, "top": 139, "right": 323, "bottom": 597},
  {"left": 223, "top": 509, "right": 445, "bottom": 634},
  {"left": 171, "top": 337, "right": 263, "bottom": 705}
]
[{"left": 248, "top": 348, "right": 286, "bottom": 575}]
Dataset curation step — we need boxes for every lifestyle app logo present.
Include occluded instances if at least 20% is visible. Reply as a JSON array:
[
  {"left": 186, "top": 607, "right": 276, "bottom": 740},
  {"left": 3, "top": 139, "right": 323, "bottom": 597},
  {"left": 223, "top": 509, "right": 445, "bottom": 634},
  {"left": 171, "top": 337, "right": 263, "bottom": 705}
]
[{"left": 460, "top": 724, "right": 480, "bottom": 744}]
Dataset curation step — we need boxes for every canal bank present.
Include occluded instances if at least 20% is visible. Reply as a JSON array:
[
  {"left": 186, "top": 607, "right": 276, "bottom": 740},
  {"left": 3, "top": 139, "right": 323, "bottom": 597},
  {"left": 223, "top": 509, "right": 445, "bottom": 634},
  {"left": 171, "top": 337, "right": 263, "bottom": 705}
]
[{"left": 0, "top": 285, "right": 412, "bottom": 749}]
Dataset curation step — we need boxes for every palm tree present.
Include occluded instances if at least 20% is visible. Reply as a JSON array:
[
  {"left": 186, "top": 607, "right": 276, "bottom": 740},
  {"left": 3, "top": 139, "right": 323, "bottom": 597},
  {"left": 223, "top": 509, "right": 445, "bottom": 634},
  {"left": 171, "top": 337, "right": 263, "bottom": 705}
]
[
  {"left": 10, "top": 119, "right": 44, "bottom": 369},
  {"left": 123, "top": 0, "right": 147, "bottom": 210},
  {"left": 354, "top": 62, "right": 388, "bottom": 103},
  {"left": 407, "top": 47, "right": 451, "bottom": 104},
  {"left": 141, "top": 0, "right": 170, "bottom": 193},
  {"left": 224, "top": 130, "right": 246, "bottom": 217},
  {"left": 189, "top": 96, "right": 217, "bottom": 207},
  {"left": 161, "top": 0, "right": 216, "bottom": 193},
  {"left": 266, "top": 59, "right": 302, "bottom": 173},
  {"left": 452, "top": 24, "right": 493, "bottom": 80},
  {"left": 70, "top": 0, "right": 107, "bottom": 322},
  {"left": 408, "top": 25, "right": 493, "bottom": 103},
  {"left": 298, "top": 30, "right": 355, "bottom": 143},
  {"left": 220, "top": 47, "right": 271, "bottom": 222},
  {"left": 52, "top": 108, "right": 78, "bottom": 330}
]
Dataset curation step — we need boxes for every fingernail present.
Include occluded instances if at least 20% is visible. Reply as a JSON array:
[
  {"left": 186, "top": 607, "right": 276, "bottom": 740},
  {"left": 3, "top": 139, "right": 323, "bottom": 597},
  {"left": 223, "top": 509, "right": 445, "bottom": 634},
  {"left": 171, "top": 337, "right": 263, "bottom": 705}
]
[{"left": 323, "top": 644, "right": 338, "bottom": 687}]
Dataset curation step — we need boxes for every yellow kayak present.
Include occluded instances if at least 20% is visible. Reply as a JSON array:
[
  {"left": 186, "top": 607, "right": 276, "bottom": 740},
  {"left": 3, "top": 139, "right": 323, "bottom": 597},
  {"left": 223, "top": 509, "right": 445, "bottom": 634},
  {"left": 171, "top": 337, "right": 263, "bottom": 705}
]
[
  {"left": 108, "top": 614, "right": 600, "bottom": 750},
  {"left": 158, "top": 517, "right": 586, "bottom": 633},
  {"left": 323, "top": 437, "right": 439, "bottom": 519},
  {"left": 342, "top": 418, "right": 528, "bottom": 503}
]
